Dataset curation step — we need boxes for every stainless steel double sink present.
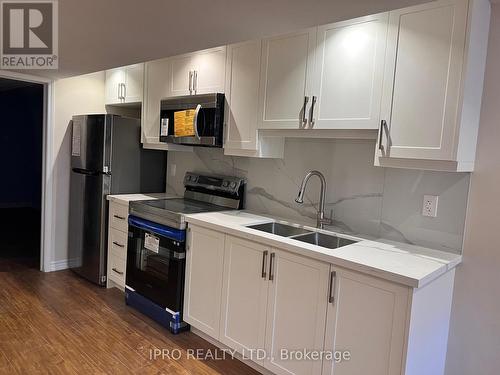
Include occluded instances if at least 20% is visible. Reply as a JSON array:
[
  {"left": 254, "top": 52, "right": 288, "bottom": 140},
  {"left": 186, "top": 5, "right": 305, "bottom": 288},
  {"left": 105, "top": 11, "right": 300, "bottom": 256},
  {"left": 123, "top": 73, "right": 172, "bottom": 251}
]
[{"left": 246, "top": 222, "right": 358, "bottom": 250}]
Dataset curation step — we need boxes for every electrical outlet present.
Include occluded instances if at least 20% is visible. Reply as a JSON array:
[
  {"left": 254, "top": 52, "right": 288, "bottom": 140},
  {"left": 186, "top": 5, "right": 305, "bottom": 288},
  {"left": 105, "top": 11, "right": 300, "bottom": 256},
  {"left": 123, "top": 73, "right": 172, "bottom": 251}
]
[
  {"left": 170, "top": 164, "right": 176, "bottom": 177},
  {"left": 422, "top": 195, "right": 439, "bottom": 217}
]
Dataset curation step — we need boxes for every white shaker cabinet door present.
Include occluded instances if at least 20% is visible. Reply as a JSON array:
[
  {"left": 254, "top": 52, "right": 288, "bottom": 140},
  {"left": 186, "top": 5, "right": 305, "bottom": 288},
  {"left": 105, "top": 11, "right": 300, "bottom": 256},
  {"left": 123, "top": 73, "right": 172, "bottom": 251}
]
[
  {"left": 378, "top": 0, "right": 468, "bottom": 160},
  {"left": 323, "top": 267, "right": 409, "bottom": 375},
  {"left": 258, "top": 28, "right": 317, "bottom": 130},
  {"left": 184, "top": 225, "right": 225, "bottom": 339},
  {"left": 264, "top": 249, "right": 330, "bottom": 375},
  {"left": 219, "top": 236, "right": 269, "bottom": 365},
  {"left": 105, "top": 68, "right": 125, "bottom": 105},
  {"left": 224, "top": 40, "right": 262, "bottom": 151},
  {"left": 313, "top": 13, "right": 388, "bottom": 130},
  {"left": 170, "top": 54, "right": 194, "bottom": 97},
  {"left": 142, "top": 58, "right": 170, "bottom": 146},
  {"left": 191, "top": 46, "right": 226, "bottom": 94},
  {"left": 123, "top": 63, "right": 144, "bottom": 103}
]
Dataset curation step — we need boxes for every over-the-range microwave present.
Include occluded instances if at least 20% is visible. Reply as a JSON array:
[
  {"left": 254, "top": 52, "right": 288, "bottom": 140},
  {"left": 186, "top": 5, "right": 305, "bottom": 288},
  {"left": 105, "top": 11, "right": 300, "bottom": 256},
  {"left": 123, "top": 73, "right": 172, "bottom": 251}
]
[{"left": 159, "top": 93, "right": 224, "bottom": 147}]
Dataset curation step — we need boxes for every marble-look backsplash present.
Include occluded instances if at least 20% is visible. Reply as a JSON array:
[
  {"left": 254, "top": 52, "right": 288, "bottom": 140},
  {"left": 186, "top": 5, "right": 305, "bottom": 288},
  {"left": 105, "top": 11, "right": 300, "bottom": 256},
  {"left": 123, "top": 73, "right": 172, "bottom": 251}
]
[{"left": 166, "top": 139, "right": 470, "bottom": 254}]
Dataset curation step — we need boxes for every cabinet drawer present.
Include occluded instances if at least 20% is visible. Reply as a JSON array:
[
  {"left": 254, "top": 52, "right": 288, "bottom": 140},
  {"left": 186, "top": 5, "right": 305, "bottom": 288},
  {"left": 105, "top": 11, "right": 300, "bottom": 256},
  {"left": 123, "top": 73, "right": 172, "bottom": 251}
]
[
  {"left": 110, "top": 203, "right": 128, "bottom": 233},
  {"left": 108, "top": 254, "right": 126, "bottom": 286},
  {"left": 109, "top": 229, "right": 128, "bottom": 260}
]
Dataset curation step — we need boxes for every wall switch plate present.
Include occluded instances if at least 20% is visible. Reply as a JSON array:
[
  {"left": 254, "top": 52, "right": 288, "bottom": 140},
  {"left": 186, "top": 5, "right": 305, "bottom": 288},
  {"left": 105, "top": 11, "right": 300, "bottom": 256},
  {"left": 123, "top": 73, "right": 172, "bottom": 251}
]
[
  {"left": 422, "top": 195, "right": 439, "bottom": 217},
  {"left": 170, "top": 164, "right": 176, "bottom": 177}
]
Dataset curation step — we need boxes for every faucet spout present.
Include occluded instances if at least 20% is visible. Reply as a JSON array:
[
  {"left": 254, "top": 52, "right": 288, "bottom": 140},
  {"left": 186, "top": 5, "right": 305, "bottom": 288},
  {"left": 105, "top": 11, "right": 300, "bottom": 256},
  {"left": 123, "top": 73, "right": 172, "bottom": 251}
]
[{"left": 295, "top": 170, "right": 332, "bottom": 229}]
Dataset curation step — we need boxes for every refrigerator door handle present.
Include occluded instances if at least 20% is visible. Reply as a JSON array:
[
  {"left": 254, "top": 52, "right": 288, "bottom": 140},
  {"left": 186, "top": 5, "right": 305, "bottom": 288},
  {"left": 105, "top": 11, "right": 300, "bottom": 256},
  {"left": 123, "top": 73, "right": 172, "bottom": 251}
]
[{"left": 72, "top": 168, "right": 102, "bottom": 176}]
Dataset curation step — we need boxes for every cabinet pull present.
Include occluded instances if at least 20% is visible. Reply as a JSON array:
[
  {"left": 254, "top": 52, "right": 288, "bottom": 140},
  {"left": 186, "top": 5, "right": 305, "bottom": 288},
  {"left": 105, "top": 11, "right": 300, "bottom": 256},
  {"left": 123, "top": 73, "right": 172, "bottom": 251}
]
[
  {"left": 193, "top": 70, "right": 198, "bottom": 94},
  {"left": 117, "top": 84, "right": 122, "bottom": 100},
  {"left": 269, "top": 252, "right": 275, "bottom": 281},
  {"left": 309, "top": 95, "right": 317, "bottom": 127},
  {"left": 261, "top": 250, "right": 268, "bottom": 279},
  {"left": 301, "top": 96, "right": 309, "bottom": 127},
  {"left": 122, "top": 83, "right": 126, "bottom": 100},
  {"left": 113, "top": 241, "right": 124, "bottom": 248},
  {"left": 112, "top": 268, "right": 124, "bottom": 275},
  {"left": 189, "top": 71, "right": 193, "bottom": 94},
  {"left": 378, "top": 120, "right": 386, "bottom": 152},
  {"left": 328, "top": 271, "right": 336, "bottom": 303},
  {"left": 113, "top": 214, "right": 126, "bottom": 220}
]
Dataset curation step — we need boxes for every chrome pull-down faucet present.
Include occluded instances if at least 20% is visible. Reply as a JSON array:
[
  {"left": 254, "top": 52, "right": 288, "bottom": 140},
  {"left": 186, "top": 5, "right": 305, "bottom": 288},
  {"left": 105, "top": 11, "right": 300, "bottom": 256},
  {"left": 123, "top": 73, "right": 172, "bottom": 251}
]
[{"left": 295, "top": 170, "right": 333, "bottom": 229}]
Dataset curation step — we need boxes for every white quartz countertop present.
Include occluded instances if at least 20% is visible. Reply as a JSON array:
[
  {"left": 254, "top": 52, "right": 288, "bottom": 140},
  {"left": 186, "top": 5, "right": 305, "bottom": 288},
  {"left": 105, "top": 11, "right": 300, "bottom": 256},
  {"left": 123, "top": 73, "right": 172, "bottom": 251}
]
[
  {"left": 106, "top": 193, "right": 179, "bottom": 204},
  {"left": 184, "top": 211, "right": 462, "bottom": 288}
]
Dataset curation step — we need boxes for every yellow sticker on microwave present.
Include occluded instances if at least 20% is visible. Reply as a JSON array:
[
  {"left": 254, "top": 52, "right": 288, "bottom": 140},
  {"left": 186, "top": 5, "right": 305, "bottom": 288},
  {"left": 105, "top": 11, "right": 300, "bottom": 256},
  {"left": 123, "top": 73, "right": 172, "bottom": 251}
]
[{"left": 174, "top": 110, "right": 196, "bottom": 137}]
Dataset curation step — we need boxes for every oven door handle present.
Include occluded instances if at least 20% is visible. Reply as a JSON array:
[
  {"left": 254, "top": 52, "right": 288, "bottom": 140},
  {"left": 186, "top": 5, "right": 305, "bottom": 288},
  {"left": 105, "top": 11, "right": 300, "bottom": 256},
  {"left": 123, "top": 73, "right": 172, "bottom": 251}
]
[{"left": 128, "top": 216, "right": 186, "bottom": 242}]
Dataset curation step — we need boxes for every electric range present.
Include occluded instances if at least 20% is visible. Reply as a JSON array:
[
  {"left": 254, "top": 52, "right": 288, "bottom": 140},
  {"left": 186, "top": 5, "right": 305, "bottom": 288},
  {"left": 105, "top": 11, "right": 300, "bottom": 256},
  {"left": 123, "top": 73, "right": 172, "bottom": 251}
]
[{"left": 125, "top": 172, "right": 245, "bottom": 334}]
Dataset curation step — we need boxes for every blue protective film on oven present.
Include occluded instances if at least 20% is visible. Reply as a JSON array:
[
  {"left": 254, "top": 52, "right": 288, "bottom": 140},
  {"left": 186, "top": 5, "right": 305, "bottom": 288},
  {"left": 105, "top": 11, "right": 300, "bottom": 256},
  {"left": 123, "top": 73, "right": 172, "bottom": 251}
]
[{"left": 128, "top": 216, "right": 186, "bottom": 242}]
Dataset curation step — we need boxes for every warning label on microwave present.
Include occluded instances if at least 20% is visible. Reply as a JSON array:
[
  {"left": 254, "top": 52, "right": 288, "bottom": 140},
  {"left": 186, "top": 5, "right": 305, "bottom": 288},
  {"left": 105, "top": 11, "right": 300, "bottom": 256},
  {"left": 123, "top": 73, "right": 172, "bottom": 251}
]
[{"left": 144, "top": 233, "right": 160, "bottom": 253}]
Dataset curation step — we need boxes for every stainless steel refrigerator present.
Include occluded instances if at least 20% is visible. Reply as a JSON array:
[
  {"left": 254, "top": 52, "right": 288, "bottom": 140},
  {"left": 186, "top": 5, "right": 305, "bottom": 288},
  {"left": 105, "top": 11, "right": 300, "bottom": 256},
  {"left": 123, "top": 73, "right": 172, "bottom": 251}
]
[{"left": 68, "top": 114, "right": 166, "bottom": 286}]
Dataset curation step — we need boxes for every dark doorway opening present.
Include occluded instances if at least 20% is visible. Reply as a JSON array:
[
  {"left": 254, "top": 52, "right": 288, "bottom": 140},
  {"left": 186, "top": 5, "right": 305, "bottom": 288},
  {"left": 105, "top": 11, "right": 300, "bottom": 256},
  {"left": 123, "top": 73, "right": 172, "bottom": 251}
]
[{"left": 0, "top": 78, "right": 44, "bottom": 270}]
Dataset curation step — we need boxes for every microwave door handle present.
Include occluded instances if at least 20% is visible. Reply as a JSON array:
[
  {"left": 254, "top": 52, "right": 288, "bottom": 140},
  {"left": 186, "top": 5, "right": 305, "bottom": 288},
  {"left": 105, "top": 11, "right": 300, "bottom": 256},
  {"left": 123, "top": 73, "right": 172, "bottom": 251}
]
[{"left": 193, "top": 104, "right": 201, "bottom": 139}]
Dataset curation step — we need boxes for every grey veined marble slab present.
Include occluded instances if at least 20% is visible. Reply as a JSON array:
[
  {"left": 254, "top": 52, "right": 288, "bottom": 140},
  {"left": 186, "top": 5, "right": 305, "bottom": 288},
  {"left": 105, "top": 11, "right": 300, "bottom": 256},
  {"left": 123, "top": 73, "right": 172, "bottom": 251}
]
[{"left": 167, "top": 138, "right": 470, "bottom": 254}]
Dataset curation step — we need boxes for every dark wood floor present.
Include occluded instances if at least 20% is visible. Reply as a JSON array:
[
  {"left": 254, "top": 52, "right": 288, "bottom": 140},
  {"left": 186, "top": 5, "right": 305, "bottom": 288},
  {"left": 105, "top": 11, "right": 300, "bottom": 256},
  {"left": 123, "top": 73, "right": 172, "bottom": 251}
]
[{"left": 0, "top": 258, "right": 259, "bottom": 374}]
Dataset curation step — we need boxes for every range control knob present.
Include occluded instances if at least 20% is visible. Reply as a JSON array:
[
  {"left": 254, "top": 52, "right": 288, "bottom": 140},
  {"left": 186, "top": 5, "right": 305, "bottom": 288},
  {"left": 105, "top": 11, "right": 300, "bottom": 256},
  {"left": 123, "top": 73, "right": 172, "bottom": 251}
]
[
  {"left": 230, "top": 182, "right": 237, "bottom": 189},
  {"left": 222, "top": 181, "right": 229, "bottom": 188}
]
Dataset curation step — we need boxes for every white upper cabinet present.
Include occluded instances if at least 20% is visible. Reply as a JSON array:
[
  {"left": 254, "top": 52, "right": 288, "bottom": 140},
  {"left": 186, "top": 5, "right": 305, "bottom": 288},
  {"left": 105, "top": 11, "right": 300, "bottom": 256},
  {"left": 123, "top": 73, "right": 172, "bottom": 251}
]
[
  {"left": 376, "top": 0, "right": 490, "bottom": 171},
  {"left": 169, "top": 47, "right": 226, "bottom": 97},
  {"left": 142, "top": 58, "right": 170, "bottom": 149},
  {"left": 105, "top": 68, "right": 125, "bottom": 105},
  {"left": 257, "top": 28, "right": 317, "bottom": 130},
  {"left": 105, "top": 63, "right": 144, "bottom": 105},
  {"left": 224, "top": 40, "right": 285, "bottom": 158},
  {"left": 123, "top": 64, "right": 144, "bottom": 103},
  {"left": 323, "top": 267, "right": 409, "bottom": 375},
  {"left": 192, "top": 47, "right": 227, "bottom": 94},
  {"left": 313, "top": 13, "right": 388, "bottom": 130}
]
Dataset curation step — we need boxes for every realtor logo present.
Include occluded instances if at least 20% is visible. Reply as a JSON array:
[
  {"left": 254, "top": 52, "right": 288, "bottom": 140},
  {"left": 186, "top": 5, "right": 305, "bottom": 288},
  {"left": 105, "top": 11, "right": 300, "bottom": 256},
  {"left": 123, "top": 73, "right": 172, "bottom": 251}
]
[{"left": 0, "top": 0, "right": 58, "bottom": 69}]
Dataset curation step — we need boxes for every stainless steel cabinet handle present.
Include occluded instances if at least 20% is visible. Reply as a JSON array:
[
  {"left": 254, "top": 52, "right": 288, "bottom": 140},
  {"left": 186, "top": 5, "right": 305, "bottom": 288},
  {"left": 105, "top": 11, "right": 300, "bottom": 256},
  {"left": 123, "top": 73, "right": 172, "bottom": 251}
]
[
  {"left": 328, "top": 271, "right": 336, "bottom": 303},
  {"left": 193, "top": 70, "right": 198, "bottom": 94},
  {"left": 112, "top": 241, "right": 124, "bottom": 248},
  {"left": 113, "top": 215, "right": 126, "bottom": 220},
  {"left": 301, "top": 96, "right": 309, "bottom": 127},
  {"left": 122, "top": 83, "right": 126, "bottom": 100},
  {"left": 188, "top": 71, "right": 193, "bottom": 94},
  {"left": 261, "top": 250, "right": 268, "bottom": 279},
  {"left": 309, "top": 96, "right": 317, "bottom": 127},
  {"left": 112, "top": 268, "right": 124, "bottom": 275},
  {"left": 117, "top": 84, "right": 121, "bottom": 100},
  {"left": 269, "top": 252, "right": 275, "bottom": 281},
  {"left": 379, "top": 120, "right": 386, "bottom": 152}
]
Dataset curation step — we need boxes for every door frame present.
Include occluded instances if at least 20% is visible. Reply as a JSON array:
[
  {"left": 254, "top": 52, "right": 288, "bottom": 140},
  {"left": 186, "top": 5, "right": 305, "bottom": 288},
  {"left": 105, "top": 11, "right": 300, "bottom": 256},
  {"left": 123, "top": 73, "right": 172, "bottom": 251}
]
[{"left": 0, "top": 70, "right": 54, "bottom": 272}]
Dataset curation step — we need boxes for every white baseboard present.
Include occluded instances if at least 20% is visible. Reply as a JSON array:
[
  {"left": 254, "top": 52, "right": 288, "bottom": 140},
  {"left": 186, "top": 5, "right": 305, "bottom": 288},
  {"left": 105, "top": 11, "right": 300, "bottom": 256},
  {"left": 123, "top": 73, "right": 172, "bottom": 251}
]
[
  {"left": 49, "top": 258, "right": 80, "bottom": 272},
  {"left": 49, "top": 259, "right": 69, "bottom": 271}
]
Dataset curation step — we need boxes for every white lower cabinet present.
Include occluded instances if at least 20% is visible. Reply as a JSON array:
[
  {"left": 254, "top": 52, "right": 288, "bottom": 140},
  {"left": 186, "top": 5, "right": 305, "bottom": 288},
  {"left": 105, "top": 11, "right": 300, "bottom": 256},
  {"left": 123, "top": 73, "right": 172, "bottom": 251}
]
[
  {"left": 322, "top": 267, "right": 409, "bottom": 375},
  {"left": 107, "top": 201, "right": 129, "bottom": 290},
  {"left": 184, "top": 226, "right": 455, "bottom": 375},
  {"left": 219, "top": 236, "right": 270, "bottom": 365},
  {"left": 184, "top": 225, "right": 226, "bottom": 339},
  {"left": 264, "top": 248, "right": 330, "bottom": 375},
  {"left": 219, "top": 235, "right": 330, "bottom": 374}
]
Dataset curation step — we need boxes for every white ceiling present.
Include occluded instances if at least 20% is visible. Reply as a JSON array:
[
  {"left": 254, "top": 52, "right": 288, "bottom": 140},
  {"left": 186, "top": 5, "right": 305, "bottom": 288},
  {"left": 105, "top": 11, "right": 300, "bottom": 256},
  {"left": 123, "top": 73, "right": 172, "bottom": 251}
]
[{"left": 24, "top": 0, "right": 431, "bottom": 79}]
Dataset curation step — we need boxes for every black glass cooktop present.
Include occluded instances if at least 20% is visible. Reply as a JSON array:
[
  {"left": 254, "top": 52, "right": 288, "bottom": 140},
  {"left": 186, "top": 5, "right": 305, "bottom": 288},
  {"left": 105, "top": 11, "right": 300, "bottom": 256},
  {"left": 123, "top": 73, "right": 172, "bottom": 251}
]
[{"left": 140, "top": 198, "right": 228, "bottom": 215}]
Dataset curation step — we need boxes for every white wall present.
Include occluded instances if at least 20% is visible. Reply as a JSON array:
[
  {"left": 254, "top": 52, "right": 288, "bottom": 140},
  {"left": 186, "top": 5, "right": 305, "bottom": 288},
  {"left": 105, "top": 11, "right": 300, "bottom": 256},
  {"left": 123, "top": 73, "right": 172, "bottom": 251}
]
[
  {"left": 445, "top": 4, "right": 500, "bottom": 374},
  {"left": 50, "top": 72, "right": 105, "bottom": 268}
]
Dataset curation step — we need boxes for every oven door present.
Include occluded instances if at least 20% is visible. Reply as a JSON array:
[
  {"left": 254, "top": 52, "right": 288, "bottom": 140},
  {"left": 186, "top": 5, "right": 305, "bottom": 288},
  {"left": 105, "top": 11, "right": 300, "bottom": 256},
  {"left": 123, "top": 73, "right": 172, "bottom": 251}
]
[{"left": 126, "top": 216, "right": 186, "bottom": 313}]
